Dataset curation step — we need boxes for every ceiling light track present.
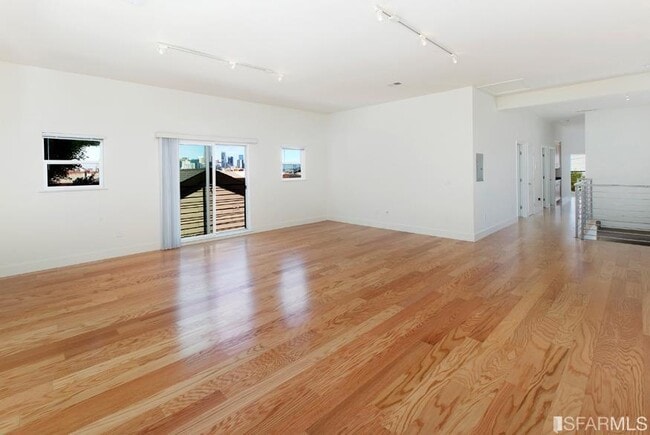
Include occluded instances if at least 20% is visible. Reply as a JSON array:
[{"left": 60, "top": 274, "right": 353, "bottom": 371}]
[
  {"left": 375, "top": 5, "right": 457, "bottom": 63},
  {"left": 157, "top": 43, "right": 284, "bottom": 81}
]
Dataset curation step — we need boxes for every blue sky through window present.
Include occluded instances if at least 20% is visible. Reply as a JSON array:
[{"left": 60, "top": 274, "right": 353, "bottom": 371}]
[
  {"left": 283, "top": 148, "right": 301, "bottom": 164},
  {"left": 179, "top": 144, "right": 246, "bottom": 161}
]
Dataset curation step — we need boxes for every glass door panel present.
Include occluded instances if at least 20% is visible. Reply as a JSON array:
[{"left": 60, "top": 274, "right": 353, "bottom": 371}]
[
  {"left": 213, "top": 145, "right": 247, "bottom": 232},
  {"left": 179, "top": 144, "right": 211, "bottom": 238}
]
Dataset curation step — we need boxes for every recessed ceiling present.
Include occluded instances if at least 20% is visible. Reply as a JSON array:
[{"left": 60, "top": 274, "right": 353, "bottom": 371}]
[
  {"left": 0, "top": 0, "right": 649, "bottom": 112},
  {"left": 477, "top": 78, "right": 529, "bottom": 96},
  {"left": 529, "top": 90, "right": 650, "bottom": 120}
]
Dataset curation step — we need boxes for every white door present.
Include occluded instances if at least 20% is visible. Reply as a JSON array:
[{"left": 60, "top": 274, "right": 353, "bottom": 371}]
[
  {"left": 548, "top": 148, "right": 556, "bottom": 207},
  {"left": 542, "top": 147, "right": 549, "bottom": 208},
  {"left": 517, "top": 143, "right": 531, "bottom": 217},
  {"left": 542, "top": 147, "right": 555, "bottom": 208}
]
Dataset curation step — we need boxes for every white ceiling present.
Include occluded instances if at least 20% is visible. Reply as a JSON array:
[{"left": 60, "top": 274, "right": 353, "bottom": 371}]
[{"left": 1, "top": 0, "right": 649, "bottom": 113}]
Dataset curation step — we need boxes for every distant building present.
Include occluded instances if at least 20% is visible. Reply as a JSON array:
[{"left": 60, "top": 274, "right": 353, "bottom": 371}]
[
  {"left": 282, "top": 163, "right": 301, "bottom": 178},
  {"left": 180, "top": 158, "right": 194, "bottom": 169}
]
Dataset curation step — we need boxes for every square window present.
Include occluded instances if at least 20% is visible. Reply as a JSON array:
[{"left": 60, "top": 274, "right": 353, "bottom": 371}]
[
  {"left": 43, "top": 136, "right": 103, "bottom": 188},
  {"left": 282, "top": 148, "right": 304, "bottom": 180}
]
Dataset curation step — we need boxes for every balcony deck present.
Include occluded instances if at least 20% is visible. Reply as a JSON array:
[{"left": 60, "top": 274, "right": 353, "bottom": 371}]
[{"left": 180, "top": 169, "right": 246, "bottom": 237}]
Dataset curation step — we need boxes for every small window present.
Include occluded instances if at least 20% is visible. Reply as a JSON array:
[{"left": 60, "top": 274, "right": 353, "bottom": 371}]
[
  {"left": 43, "top": 136, "right": 103, "bottom": 189},
  {"left": 281, "top": 148, "right": 304, "bottom": 180}
]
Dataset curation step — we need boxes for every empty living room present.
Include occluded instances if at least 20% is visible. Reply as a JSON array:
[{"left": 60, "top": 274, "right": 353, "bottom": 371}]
[{"left": 2, "top": 0, "right": 650, "bottom": 433}]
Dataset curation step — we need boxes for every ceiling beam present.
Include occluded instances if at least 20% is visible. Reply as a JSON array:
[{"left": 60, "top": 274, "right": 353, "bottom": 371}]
[{"left": 496, "top": 72, "right": 650, "bottom": 110}]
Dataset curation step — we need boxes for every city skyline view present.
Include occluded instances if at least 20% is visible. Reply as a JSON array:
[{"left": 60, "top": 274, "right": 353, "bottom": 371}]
[{"left": 179, "top": 144, "right": 246, "bottom": 170}]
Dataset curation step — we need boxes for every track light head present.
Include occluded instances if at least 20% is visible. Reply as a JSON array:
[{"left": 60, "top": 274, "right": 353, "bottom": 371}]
[
  {"left": 374, "top": 6, "right": 457, "bottom": 65},
  {"left": 156, "top": 43, "right": 283, "bottom": 81}
]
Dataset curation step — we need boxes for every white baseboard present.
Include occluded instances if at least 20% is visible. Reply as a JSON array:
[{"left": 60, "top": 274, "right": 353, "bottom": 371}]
[
  {"left": 0, "top": 242, "right": 161, "bottom": 279},
  {"left": 473, "top": 217, "right": 518, "bottom": 241},
  {"left": 327, "top": 215, "right": 475, "bottom": 242},
  {"left": 250, "top": 216, "right": 328, "bottom": 234},
  {"left": 2, "top": 216, "right": 493, "bottom": 279},
  {"left": 0, "top": 217, "right": 329, "bottom": 279}
]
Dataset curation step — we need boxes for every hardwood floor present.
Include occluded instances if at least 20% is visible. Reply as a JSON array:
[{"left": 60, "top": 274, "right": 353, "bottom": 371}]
[{"left": 1, "top": 206, "right": 649, "bottom": 434}]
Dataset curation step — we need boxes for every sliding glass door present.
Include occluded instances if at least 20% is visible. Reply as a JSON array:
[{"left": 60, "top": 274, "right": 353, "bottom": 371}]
[{"left": 179, "top": 143, "right": 247, "bottom": 239}]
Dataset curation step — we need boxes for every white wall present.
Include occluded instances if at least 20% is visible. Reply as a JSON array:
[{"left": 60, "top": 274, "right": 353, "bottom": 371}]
[
  {"left": 554, "top": 117, "right": 585, "bottom": 201},
  {"left": 0, "top": 61, "right": 328, "bottom": 277},
  {"left": 584, "top": 106, "right": 650, "bottom": 231},
  {"left": 472, "top": 89, "right": 554, "bottom": 239},
  {"left": 327, "top": 88, "right": 476, "bottom": 241},
  {"left": 0, "top": 61, "right": 560, "bottom": 278},
  {"left": 586, "top": 105, "right": 650, "bottom": 185}
]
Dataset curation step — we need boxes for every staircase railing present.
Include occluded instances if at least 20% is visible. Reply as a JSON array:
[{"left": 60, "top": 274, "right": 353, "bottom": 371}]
[
  {"left": 575, "top": 178, "right": 592, "bottom": 239},
  {"left": 575, "top": 178, "right": 650, "bottom": 243}
]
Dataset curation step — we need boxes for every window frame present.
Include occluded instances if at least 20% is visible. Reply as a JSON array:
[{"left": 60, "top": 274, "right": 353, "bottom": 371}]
[
  {"left": 281, "top": 147, "right": 306, "bottom": 181},
  {"left": 42, "top": 133, "right": 105, "bottom": 191}
]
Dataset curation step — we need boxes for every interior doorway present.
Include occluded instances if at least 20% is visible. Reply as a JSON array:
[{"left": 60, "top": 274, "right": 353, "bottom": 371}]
[
  {"left": 179, "top": 142, "right": 248, "bottom": 239},
  {"left": 570, "top": 154, "right": 586, "bottom": 193}
]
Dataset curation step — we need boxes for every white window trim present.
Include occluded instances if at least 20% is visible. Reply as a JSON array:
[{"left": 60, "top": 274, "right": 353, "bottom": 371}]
[
  {"left": 42, "top": 134, "right": 105, "bottom": 191},
  {"left": 281, "top": 147, "right": 306, "bottom": 181}
]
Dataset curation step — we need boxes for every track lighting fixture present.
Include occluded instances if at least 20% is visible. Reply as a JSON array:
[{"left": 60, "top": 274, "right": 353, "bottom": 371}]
[
  {"left": 156, "top": 42, "right": 284, "bottom": 81},
  {"left": 375, "top": 5, "right": 457, "bottom": 64}
]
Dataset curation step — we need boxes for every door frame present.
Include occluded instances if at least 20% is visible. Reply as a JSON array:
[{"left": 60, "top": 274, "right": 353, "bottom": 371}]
[
  {"left": 516, "top": 142, "right": 532, "bottom": 217},
  {"left": 542, "top": 146, "right": 549, "bottom": 208},
  {"left": 179, "top": 141, "right": 251, "bottom": 245}
]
